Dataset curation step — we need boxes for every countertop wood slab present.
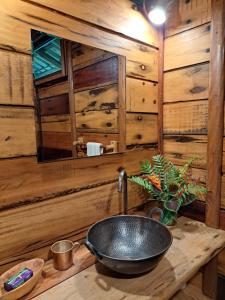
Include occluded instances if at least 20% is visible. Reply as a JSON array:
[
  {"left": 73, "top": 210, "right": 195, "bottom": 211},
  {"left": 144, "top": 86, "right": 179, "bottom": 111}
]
[{"left": 31, "top": 217, "right": 225, "bottom": 300}]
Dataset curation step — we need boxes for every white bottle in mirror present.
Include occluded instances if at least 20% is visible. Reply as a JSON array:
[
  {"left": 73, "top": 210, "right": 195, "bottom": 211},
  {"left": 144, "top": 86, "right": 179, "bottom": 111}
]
[{"left": 87, "top": 142, "right": 104, "bottom": 157}]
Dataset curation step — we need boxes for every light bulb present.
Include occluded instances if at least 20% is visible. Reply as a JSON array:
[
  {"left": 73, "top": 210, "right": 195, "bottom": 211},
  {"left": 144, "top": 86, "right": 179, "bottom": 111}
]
[{"left": 148, "top": 7, "right": 166, "bottom": 25}]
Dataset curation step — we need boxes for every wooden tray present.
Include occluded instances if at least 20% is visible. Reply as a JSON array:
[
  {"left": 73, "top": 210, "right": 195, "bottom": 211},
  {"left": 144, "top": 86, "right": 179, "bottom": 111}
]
[{"left": 0, "top": 258, "right": 44, "bottom": 300}]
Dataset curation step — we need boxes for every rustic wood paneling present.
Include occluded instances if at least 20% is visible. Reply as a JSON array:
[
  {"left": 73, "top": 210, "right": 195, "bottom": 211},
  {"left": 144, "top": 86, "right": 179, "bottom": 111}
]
[
  {"left": 0, "top": 148, "right": 156, "bottom": 210},
  {"left": 74, "top": 84, "right": 118, "bottom": 113},
  {"left": 0, "top": 50, "right": 33, "bottom": 105},
  {"left": 0, "top": 106, "right": 36, "bottom": 158},
  {"left": 42, "top": 132, "right": 72, "bottom": 151},
  {"left": 74, "top": 56, "right": 118, "bottom": 91},
  {"left": 190, "top": 168, "right": 207, "bottom": 185},
  {"left": 221, "top": 175, "right": 225, "bottom": 208},
  {"left": 205, "top": 0, "right": 225, "bottom": 232},
  {"left": 0, "top": 1, "right": 159, "bottom": 63},
  {"left": 223, "top": 138, "right": 225, "bottom": 173},
  {"left": 72, "top": 44, "right": 114, "bottom": 70},
  {"left": 164, "top": 63, "right": 209, "bottom": 102},
  {"left": 41, "top": 115, "right": 71, "bottom": 133},
  {"left": 163, "top": 100, "right": 208, "bottom": 135},
  {"left": 126, "top": 78, "right": 158, "bottom": 113},
  {"left": 166, "top": 0, "right": 211, "bottom": 37},
  {"left": 126, "top": 113, "right": 158, "bottom": 145},
  {"left": 0, "top": 0, "right": 159, "bottom": 274},
  {"left": 126, "top": 59, "right": 158, "bottom": 82},
  {"left": 77, "top": 133, "right": 119, "bottom": 147},
  {"left": 38, "top": 81, "right": 69, "bottom": 99},
  {"left": 76, "top": 109, "right": 118, "bottom": 133},
  {"left": 164, "top": 135, "right": 207, "bottom": 169},
  {"left": 40, "top": 94, "right": 70, "bottom": 116},
  {"left": 0, "top": 10, "right": 31, "bottom": 53},
  {"left": 29, "top": 0, "right": 159, "bottom": 47},
  {"left": 164, "top": 23, "right": 211, "bottom": 71},
  {"left": 0, "top": 181, "right": 148, "bottom": 269}
]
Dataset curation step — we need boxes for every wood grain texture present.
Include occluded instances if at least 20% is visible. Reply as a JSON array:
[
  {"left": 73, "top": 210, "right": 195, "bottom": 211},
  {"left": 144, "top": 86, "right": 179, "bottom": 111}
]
[
  {"left": 23, "top": 246, "right": 95, "bottom": 300},
  {"left": 126, "top": 59, "right": 158, "bottom": 82},
  {"left": 76, "top": 109, "right": 118, "bottom": 133},
  {"left": 172, "top": 279, "right": 211, "bottom": 300},
  {"left": 74, "top": 56, "right": 118, "bottom": 91},
  {"left": 126, "top": 113, "right": 158, "bottom": 145},
  {"left": 0, "top": 50, "right": 33, "bottom": 105},
  {"left": 0, "top": 10, "right": 30, "bottom": 53},
  {"left": 24, "top": 235, "right": 211, "bottom": 300},
  {"left": 32, "top": 217, "right": 225, "bottom": 300},
  {"left": 158, "top": 27, "right": 164, "bottom": 154},
  {"left": 223, "top": 138, "right": 225, "bottom": 173},
  {"left": 0, "top": 106, "right": 36, "bottom": 158},
  {"left": 41, "top": 115, "right": 72, "bottom": 133},
  {"left": 117, "top": 56, "right": 126, "bottom": 153},
  {"left": 218, "top": 248, "right": 225, "bottom": 276},
  {"left": 164, "top": 135, "right": 207, "bottom": 169},
  {"left": 0, "top": 182, "right": 147, "bottom": 269},
  {"left": 40, "top": 94, "right": 70, "bottom": 116},
  {"left": 163, "top": 100, "right": 208, "bottom": 135},
  {"left": 203, "top": 257, "right": 218, "bottom": 298},
  {"left": 72, "top": 44, "right": 114, "bottom": 70},
  {"left": 164, "top": 63, "right": 209, "bottom": 102},
  {"left": 74, "top": 84, "right": 118, "bottom": 113},
  {"left": 166, "top": 0, "right": 211, "bottom": 37},
  {"left": 126, "top": 78, "right": 158, "bottom": 113},
  {"left": 38, "top": 81, "right": 69, "bottom": 99},
  {"left": 0, "top": 1, "right": 159, "bottom": 62},
  {"left": 77, "top": 133, "right": 119, "bottom": 146},
  {"left": 29, "top": 0, "right": 159, "bottom": 47},
  {"left": 221, "top": 175, "right": 225, "bottom": 209},
  {"left": 42, "top": 132, "right": 72, "bottom": 151},
  {"left": 206, "top": 0, "right": 225, "bottom": 229},
  {"left": 164, "top": 23, "right": 211, "bottom": 71},
  {"left": 0, "top": 0, "right": 160, "bottom": 278},
  {"left": 0, "top": 148, "right": 156, "bottom": 209}
]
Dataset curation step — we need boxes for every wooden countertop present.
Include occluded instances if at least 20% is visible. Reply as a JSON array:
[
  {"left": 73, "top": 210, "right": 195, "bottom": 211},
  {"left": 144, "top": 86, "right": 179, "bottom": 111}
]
[{"left": 31, "top": 217, "right": 225, "bottom": 300}]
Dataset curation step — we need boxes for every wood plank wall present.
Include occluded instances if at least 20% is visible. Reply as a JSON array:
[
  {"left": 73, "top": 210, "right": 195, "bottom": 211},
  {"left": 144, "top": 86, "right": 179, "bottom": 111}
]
[
  {"left": 0, "top": 0, "right": 159, "bottom": 273},
  {"left": 164, "top": 0, "right": 210, "bottom": 190},
  {"left": 164, "top": 0, "right": 225, "bottom": 276}
]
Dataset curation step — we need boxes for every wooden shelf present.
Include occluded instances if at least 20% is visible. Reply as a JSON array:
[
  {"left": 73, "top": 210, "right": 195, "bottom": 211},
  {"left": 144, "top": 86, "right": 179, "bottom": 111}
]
[{"left": 23, "top": 217, "right": 225, "bottom": 300}]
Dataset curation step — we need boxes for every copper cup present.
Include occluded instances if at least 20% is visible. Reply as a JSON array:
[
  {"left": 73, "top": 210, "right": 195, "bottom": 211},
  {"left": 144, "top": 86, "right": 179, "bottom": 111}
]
[{"left": 51, "top": 240, "right": 80, "bottom": 271}]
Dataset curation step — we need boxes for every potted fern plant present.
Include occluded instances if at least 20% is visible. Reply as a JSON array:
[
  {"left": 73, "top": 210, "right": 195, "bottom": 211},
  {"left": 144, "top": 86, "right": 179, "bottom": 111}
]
[{"left": 130, "top": 155, "right": 207, "bottom": 226}]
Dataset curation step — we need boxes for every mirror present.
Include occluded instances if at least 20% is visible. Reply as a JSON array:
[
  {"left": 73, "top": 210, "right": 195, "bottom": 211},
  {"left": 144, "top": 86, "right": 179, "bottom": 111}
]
[{"left": 31, "top": 30, "right": 125, "bottom": 162}]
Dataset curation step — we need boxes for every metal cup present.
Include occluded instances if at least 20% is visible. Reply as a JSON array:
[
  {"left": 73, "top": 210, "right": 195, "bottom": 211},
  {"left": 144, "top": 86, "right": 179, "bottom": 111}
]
[{"left": 51, "top": 240, "right": 80, "bottom": 271}]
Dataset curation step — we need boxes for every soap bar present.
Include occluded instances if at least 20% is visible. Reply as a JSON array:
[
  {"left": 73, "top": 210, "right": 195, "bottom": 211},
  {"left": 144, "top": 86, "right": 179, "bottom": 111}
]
[{"left": 4, "top": 268, "right": 33, "bottom": 291}]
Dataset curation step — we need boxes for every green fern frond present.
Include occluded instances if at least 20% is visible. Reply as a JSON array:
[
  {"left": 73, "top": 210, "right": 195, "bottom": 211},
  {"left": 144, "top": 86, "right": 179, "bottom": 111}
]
[
  {"left": 179, "top": 157, "right": 197, "bottom": 177},
  {"left": 129, "top": 176, "right": 160, "bottom": 199},
  {"left": 187, "top": 183, "right": 207, "bottom": 196},
  {"left": 140, "top": 160, "right": 153, "bottom": 174}
]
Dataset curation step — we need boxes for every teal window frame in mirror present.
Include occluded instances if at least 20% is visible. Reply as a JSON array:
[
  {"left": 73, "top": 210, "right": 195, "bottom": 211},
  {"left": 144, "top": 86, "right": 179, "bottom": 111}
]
[{"left": 31, "top": 30, "right": 67, "bottom": 85}]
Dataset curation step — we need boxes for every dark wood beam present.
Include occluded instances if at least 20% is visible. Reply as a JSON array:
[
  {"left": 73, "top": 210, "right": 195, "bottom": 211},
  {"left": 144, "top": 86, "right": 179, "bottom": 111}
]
[
  {"left": 158, "top": 26, "right": 164, "bottom": 154},
  {"left": 204, "top": 1, "right": 225, "bottom": 297},
  {"left": 206, "top": 0, "right": 225, "bottom": 229}
]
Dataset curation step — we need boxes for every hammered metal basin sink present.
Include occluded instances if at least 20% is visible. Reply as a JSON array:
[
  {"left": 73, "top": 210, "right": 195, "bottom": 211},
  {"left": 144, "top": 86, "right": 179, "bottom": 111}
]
[{"left": 85, "top": 215, "right": 173, "bottom": 275}]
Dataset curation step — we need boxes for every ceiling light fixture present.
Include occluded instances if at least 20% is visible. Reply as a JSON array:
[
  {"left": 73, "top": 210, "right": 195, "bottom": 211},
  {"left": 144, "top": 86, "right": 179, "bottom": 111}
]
[{"left": 143, "top": 0, "right": 167, "bottom": 26}]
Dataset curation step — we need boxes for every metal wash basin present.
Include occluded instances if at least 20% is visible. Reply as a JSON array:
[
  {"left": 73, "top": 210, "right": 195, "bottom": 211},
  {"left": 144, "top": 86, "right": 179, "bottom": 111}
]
[{"left": 85, "top": 215, "right": 173, "bottom": 275}]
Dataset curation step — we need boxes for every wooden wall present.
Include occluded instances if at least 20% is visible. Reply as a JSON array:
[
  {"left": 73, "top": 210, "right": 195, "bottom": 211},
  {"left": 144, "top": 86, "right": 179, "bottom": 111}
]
[
  {"left": 164, "top": 0, "right": 225, "bottom": 276},
  {"left": 0, "top": 0, "right": 159, "bottom": 273},
  {"left": 163, "top": 0, "right": 210, "bottom": 194}
]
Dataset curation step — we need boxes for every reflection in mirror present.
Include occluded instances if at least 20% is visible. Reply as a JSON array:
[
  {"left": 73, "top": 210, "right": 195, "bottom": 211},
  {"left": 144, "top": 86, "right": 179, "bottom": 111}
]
[{"left": 31, "top": 30, "right": 125, "bottom": 162}]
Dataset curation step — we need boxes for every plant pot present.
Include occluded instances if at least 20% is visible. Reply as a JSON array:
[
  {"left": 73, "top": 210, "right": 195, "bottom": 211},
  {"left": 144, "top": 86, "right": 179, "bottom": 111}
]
[{"left": 148, "top": 207, "right": 177, "bottom": 226}]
